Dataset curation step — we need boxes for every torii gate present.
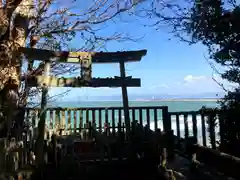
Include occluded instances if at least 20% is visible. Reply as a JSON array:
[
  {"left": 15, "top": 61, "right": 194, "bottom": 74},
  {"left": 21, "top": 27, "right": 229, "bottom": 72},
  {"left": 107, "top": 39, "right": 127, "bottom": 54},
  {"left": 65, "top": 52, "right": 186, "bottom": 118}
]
[{"left": 19, "top": 47, "right": 147, "bottom": 166}]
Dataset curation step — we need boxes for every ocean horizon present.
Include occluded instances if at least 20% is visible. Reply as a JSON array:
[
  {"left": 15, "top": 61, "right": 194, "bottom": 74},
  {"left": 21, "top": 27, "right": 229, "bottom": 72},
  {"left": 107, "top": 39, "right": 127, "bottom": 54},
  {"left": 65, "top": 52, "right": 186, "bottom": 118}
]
[
  {"left": 40, "top": 100, "right": 219, "bottom": 147},
  {"left": 47, "top": 100, "right": 218, "bottom": 111}
]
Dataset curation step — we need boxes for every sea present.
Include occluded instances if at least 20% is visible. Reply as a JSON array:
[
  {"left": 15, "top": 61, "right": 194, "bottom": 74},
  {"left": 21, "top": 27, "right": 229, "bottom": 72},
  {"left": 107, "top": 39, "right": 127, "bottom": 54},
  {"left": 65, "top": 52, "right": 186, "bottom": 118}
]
[{"left": 45, "top": 100, "right": 219, "bottom": 146}]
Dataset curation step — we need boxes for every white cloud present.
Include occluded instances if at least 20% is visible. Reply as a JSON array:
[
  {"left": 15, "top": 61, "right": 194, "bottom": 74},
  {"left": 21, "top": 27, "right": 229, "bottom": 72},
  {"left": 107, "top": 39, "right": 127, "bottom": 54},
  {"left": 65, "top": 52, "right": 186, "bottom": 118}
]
[
  {"left": 159, "top": 84, "right": 169, "bottom": 88},
  {"left": 146, "top": 84, "right": 169, "bottom": 90},
  {"left": 152, "top": 84, "right": 169, "bottom": 89},
  {"left": 171, "top": 75, "right": 225, "bottom": 94},
  {"left": 184, "top": 75, "right": 206, "bottom": 83}
]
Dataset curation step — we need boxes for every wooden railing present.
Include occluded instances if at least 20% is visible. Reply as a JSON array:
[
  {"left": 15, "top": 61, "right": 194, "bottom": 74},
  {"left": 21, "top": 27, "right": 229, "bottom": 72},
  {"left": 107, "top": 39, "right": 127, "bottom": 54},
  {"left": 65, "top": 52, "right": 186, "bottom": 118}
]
[
  {"left": 0, "top": 106, "right": 173, "bottom": 175},
  {"left": 169, "top": 110, "right": 221, "bottom": 149},
  {"left": 24, "top": 106, "right": 171, "bottom": 139},
  {"left": 23, "top": 106, "right": 221, "bottom": 148},
  {"left": 0, "top": 106, "right": 224, "bottom": 177}
]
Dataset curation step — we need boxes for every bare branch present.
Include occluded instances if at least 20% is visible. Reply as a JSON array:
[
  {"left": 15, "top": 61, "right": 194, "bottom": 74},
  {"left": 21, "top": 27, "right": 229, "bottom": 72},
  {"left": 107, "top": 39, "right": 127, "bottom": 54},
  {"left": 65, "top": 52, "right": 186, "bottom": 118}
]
[
  {"left": 203, "top": 54, "right": 228, "bottom": 92},
  {"left": 212, "top": 75, "right": 228, "bottom": 92},
  {"left": 1, "top": 0, "right": 146, "bottom": 109}
]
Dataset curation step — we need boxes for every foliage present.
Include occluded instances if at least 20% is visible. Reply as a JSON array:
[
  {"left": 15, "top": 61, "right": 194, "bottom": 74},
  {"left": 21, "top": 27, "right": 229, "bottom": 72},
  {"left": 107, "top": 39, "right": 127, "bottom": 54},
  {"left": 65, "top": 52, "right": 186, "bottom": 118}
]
[
  {"left": 141, "top": 0, "right": 240, "bottom": 156},
  {"left": 184, "top": 0, "right": 240, "bottom": 156}
]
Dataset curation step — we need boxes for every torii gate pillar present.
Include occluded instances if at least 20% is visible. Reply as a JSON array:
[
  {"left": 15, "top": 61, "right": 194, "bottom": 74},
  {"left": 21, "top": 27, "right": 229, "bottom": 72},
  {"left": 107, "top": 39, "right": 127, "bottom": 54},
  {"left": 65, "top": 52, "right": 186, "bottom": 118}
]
[{"left": 119, "top": 61, "right": 130, "bottom": 138}]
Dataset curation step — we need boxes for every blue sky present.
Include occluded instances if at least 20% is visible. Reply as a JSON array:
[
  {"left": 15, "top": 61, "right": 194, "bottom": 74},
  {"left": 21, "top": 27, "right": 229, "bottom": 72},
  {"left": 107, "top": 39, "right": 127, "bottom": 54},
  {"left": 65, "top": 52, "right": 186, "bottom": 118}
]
[{"left": 47, "top": 0, "right": 232, "bottom": 101}]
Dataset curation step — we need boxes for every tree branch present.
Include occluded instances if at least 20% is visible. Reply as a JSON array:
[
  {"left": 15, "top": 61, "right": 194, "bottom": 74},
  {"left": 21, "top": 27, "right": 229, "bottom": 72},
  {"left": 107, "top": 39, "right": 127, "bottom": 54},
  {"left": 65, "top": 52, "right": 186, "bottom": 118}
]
[{"left": 6, "top": 0, "right": 23, "bottom": 19}]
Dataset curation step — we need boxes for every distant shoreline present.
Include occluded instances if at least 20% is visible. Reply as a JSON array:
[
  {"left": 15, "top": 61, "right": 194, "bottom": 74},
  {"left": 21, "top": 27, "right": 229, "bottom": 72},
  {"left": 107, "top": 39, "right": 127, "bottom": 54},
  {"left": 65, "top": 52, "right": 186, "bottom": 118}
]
[
  {"left": 58, "top": 99, "right": 220, "bottom": 102},
  {"left": 138, "top": 98, "right": 220, "bottom": 102},
  {"left": 51, "top": 98, "right": 221, "bottom": 104}
]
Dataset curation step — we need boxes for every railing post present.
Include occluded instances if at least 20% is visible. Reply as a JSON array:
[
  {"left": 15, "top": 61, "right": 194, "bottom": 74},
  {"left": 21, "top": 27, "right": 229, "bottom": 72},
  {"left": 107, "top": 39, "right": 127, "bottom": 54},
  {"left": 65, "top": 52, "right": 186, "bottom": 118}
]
[
  {"left": 219, "top": 112, "right": 225, "bottom": 148},
  {"left": 162, "top": 106, "right": 171, "bottom": 132},
  {"left": 184, "top": 114, "right": 189, "bottom": 139},
  {"left": 201, "top": 114, "right": 207, "bottom": 146},
  {"left": 162, "top": 106, "right": 174, "bottom": 161},
  {"left": 208, "top": 113, "right": 216, "bottom": 149}
]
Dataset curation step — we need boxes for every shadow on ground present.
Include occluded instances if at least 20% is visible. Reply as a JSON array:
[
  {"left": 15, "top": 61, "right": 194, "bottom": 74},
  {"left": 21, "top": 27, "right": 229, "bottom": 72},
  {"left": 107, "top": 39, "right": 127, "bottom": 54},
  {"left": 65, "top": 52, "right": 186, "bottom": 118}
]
[{"left": 30, "top": 157, "right": 170, "bottom": 180}]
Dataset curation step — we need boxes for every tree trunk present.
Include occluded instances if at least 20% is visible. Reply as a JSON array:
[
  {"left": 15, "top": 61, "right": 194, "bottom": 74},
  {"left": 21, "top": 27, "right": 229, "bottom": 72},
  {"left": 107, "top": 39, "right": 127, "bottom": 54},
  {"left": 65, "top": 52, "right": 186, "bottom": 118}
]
[
  {"left": 0, "top": 0, "right": 33, "bottom": 138},
  {"left": 0, "top": 0, "right": 33, "bottom": 173}
]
